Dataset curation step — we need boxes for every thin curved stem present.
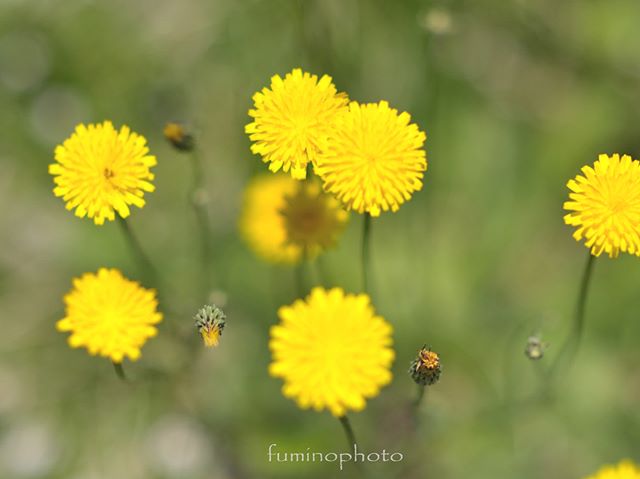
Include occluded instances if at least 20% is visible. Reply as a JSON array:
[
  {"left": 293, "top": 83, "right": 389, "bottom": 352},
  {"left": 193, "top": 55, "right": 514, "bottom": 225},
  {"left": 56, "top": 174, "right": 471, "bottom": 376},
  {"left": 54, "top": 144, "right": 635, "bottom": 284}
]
[
  {"left": 338, "top": 415, "right": 358, "bottom": 449},
  {"left": 361, "top": 213, "right": 372, "bottom": 293},
  {"left": 188, "top": 149, "right": 214, "bottom": 295},
  {"left": 117, "top": 216, "right": 158, "bottom": 285},
  {"left": 413, "top": 384, "right": 426, "bottom": 411},
  {"left": 113, "top": 361, "right": 127, "bottom": 381},
  {"left": 550, "top": 252, "right": 596, "bottom": 378}
]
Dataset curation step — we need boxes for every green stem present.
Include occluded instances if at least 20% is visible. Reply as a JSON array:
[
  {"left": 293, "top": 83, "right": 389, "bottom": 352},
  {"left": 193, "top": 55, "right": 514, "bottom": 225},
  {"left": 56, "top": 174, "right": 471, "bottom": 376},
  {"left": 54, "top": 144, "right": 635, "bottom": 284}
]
[
  {"left": 338, "top": 415, "right": 366, "bottom": 477},
  {"left": 550, "top": 252, "right": 596, "bottom": 378},
  {"left": 361, "top": 213, "right": 371, "bottom": 293},
  {"left": 117, "top": 216, "right": 157, "bottom": 284},
  {"left": 338, "top": 415, "right": 358, "bottom": 449},
  {"left": 189, "top": 150, "right": 213, "bottom": 295},
  {"left": 413, "top": 384, "right": 426, "bottom": 411},
  {"left": 113, "top": 361, "right": 127, "bottom": 381},
  {"left": 294, "top": 248, "right": 308, "bottom": 298}
]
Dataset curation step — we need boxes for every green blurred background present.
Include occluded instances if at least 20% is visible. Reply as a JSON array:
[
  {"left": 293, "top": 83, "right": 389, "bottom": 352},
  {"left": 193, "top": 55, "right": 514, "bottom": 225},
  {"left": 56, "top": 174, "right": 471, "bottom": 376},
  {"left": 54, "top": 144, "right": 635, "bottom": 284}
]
[{"left": 1, "top": 0, "right": 639, "bottom": 478}]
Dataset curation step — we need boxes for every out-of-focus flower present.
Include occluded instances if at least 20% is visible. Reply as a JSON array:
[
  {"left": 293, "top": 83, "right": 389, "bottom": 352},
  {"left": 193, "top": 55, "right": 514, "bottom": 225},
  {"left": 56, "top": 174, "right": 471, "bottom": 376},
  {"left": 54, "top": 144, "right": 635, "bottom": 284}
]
[
  {"left": 316, "top": 101, "right": 427, "bottom": 216},
  {"left": 56, "top": 268, "right": 162, "bottom": 363},
  {"left": 409, "top": 346, "right": 442, "bottom": 386},
  {"left": 246, "top": 68, "right": 349, "bottom": 180},
  {"left": 163, "top": 122, "right": 194, "bottom": 152},
  {"left": 269, "top": 287, "right": 394, "bottom": 417},
  {"left": 240, "top": 175, "right": 348, "bottom": 264},
  {"left": 583, "top": 460, "right": 640, "bottom": 479},
  {"left": 524, "top": 335, "right": 547, "bottom": 360},
  {"left": 194, "top": 304, "right": 226, "bottom": 347},
  {"left": 419, "top": 8, "right": 454, "bottom": 35},
  {"left": 280, "top": 180, "right": 349, "bottom": 257},
  {"left": 239, "top": 174, "right": 301, "bottom": 264},
  {"left": 49, "top": 121, "right": 157, "bottom": 225},
  {"left": 564, "top": 154, "right": 640, "bottom": 258}
]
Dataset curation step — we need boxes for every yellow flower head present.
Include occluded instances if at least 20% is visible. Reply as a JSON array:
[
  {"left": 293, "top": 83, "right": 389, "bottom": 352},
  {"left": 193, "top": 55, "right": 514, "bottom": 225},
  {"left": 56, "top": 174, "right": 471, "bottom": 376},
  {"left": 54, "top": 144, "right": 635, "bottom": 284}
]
[
  {"left": 315, "top": 100, "right": 427, "bottom": 216},
  {"left": 56, "top": 268, "right": 162, "bottom": 363},
  {"left": 245, "top": 68, "right": 349, "bottom": 180},
  {"left": 269, "top": 287, "right": 394, "bottom": 417},
  {"left": 584, "top": 460, "right": 640, "bottom": 479},
  {"left": 49, "top": 121, "right": 157, "bottom": 225},
  {"left": 239, "top": 175, "right": 348, "bottom": 264},
  {"left": 564, "top": 154, "right": 640, "bottom": 258},
  {"left": 280, "top": 180, "right": 349, "bottom": 257}
]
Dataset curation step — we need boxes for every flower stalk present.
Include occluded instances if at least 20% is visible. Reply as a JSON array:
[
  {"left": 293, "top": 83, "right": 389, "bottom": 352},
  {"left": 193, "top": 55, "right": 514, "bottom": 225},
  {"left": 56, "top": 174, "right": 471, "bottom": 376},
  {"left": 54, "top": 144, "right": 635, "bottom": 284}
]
[
  {"left": 550, "top": 252, "right": 596, "bottom": 378},
  {"left": 113, "top": 361, "right": 127, "bottom": 381},
  {"left": 117, "top": 216, "right": 158, "bottom": 285},
  {"left": 188, "top": 148, "right": 214, "bottom": 294},
  {"left": 361, "top": 213, "right": 371, "bottom": 293}
]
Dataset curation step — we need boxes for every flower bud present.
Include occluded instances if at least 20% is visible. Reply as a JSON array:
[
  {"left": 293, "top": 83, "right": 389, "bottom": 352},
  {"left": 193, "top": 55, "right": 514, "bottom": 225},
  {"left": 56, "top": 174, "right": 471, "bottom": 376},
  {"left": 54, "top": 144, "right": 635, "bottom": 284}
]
[
  {"left": 194, "top": 304, "right": 226, "bottom": 347},
  {"left": 163, "top": 122, "right": 194, "bottom": 152},
  {"left": 409, "top": 346, "right": 441, "bottom": 386},
  {"left": 525, "top": 335, "right": 547, "bottom": 360}
]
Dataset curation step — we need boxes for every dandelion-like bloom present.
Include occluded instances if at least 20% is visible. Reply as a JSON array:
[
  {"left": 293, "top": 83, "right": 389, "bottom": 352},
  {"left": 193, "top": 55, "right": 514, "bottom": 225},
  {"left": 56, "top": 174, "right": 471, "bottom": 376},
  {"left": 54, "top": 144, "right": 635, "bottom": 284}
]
[
  {"left": 583, "top": 460, "right": 640, "bottom": 479},
  {"left": 315, "top": 101, "right": 427, "bottom": 216},
  {"left": 239, "top": 175, "right": 301, "bottom": 264},
  {"left": 564, "top": 154, "right": 640, "bottom": 258},
  {"left": 281, "top": 180, "right": 349, "bottom": 256},
  {"left": 245, "top": 68, "right": 349, "bottom": 180},
  {"left": 49, "top": 121, "right": 157, "bottom": 225},
  {"left": 56, "top": 268, "right": 162, "bottom": 363},
  {"left": 239, "top": 175, "right": 348, "bottom": 264},
  {"left": 269, "top": 287, "right": 394, "bottom": 417},
  {"left": 194, "top": 304, "right": 226, "bottom": 347}
]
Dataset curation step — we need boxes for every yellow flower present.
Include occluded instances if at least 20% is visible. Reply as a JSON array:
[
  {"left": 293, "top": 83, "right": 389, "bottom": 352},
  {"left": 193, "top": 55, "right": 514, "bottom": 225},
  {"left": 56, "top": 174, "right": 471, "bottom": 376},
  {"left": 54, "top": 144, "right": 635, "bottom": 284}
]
[
  {"left": 245, "top": 68, "right": 349, "bottom": 180},
  {"left": 584, "top": 460, "right": 640, "bottom": 479},
  {"left": 239, "top": 175, "right": 348, "bottom": 264},
  {"left": 56, "top": 268, "right": 162, "bottom": 363},
  {"left": 564, "top": 154, "right": 640, "bottom": 258},
  {"left": 315, "top": 100, "right": 427, "bottom": 216},
  {"left": 269, "top": 287, "right": 394, "bottom": 417},
  {"left": 49, "top": 121, "right": 157, "bottom": 225},
  {"left": 239, "top": 175, "right": 301, "bottom": 264},
  {"left": 280, "top": 180, "right": 349, "bottom": 257}
]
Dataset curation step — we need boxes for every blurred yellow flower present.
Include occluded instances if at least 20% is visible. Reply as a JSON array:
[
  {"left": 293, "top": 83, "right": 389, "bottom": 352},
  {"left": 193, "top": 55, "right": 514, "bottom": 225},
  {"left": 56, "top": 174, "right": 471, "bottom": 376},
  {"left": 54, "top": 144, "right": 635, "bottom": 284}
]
[
  {"left": 240, "top": 175, "right": 301, "bottom": 264},
  {"left": 564, "top": 154, "right": 640, "bottom": 258},
  {"left": 280, "top": 180, "right": 349, "bottom": 257},
  {"left": 584, "top": 460, "right": 640, "bottom": 479},
  {"left": 56, "top": 268, "right": 162, "bottom": 363},
  {"left": 316, "top": 100, "right": 427, "bottom": 216},
  {"left": 239, "top": 175, "right": 348, "bottom": 264},
  {"left": 245, "top": 68, "right": 349, "bottom": 180},
  {"left": 269, "top": 287, "right": 394, "bottom": 417},
  {"left": 49, "top": 121, "right": 157, "bottom": 225}
]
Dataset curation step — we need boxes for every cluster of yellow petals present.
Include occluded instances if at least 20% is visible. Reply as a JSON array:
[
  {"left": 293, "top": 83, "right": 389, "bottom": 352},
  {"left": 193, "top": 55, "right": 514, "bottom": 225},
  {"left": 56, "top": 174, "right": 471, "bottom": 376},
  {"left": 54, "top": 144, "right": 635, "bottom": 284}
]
[
  {"left": 315, "top": 101, "right": 427, "bottom": 216},
  {"left": 246, "top": 69, "right": 349, "bottom": 180},
  {"left": 583, "top": 460, "right": 640, "bottom": 479},
  {"left": 239, "top": 174, "right": 348, "bottom": 264},
  {"left": 239, "top": 174, "right": 303, "bottom": 264},
  {"left": 49, "top": 121, "right": 156, "bottom": 225},
  {"left": 56, "top": 268, "right": 162, "bottom": 363},
  {"left": 564, "top": 154, "right": 640, "bottom": 258},
  {"left": 269, "top": 287, "right": 394, "bottom": 417}
]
